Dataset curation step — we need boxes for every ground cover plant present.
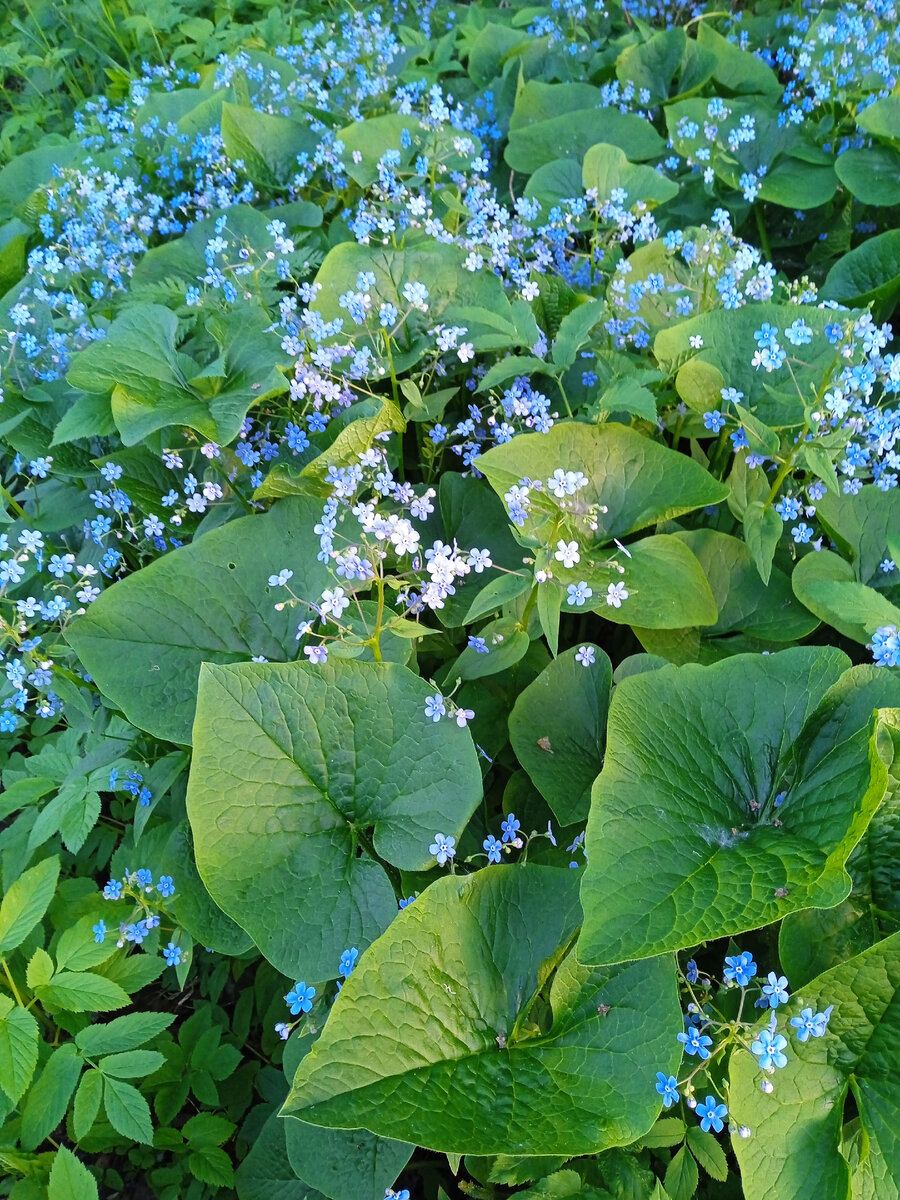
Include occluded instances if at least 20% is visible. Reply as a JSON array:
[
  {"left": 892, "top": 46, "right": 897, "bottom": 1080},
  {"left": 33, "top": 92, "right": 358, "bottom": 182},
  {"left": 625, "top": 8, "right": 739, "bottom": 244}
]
[{"left": 0, "top": 0, "right": 899, "bottom": 1196}]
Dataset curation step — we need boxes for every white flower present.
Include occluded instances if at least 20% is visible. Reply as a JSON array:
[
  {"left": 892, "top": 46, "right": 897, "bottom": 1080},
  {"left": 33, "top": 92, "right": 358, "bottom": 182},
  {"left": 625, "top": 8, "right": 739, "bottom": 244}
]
[
  {"left": 606, "top": 582, "right": 629, "bottom": 608},
  {"left": 555, "top": 539, "right": 580, "bottom": 569}
]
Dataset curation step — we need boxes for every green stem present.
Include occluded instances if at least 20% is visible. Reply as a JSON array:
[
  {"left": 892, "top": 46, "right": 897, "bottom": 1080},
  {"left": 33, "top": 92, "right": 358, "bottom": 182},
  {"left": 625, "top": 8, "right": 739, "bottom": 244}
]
[{"left": 1, "top": 957, "right": 26, "bottom": 1007}]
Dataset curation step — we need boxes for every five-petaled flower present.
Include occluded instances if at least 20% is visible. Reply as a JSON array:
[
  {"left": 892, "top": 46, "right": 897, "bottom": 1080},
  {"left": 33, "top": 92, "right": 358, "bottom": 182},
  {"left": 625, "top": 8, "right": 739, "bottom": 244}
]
[
  {"left": 678, "top": 1025, "right": 713, "bottom": 1059},
  {"left": 761, "top": 972, "right": 790, "bottom": 1008},
  {"left": 429, "top": 833, "right": 456, "bottom": 865},
  {"left": 790, "top": 1005, "right": 833, "bottom": 1041},
  {"left": 751, "top": 1025, "right": 788, "bottom": 1070},
  {"left": 724, "top": 950, "right": 757, "bottom": 986},
  {"left": 696, "top": 1095, "right": 728, "bottom": 1133},
  {"left": 285, "top": 981, "right": 316, "bottom": 1015},
  {"left": 655, "top": 1072, "right": 679, "bottom": 1108},
  {"left": 500, "top": 813, "right": 521, "bottom": 843}
]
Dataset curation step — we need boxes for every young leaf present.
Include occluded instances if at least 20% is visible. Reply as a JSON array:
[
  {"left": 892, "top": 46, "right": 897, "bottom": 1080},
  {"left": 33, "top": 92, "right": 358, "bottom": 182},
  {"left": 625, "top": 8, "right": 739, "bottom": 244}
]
[
  {"left": 72, "top": 1069, "right": 104, "bottom": 1141},
  {"left": 685, "top": 1125, "right": 728, "bottom": 1181},
  {"left": 37, "top": 971, "right": 131, "bottom": 1013},
  {"left": 664, "top": 1146, "right": 698, "bottom": 1200},
  {"left": 103, "top": 1075, "right": 154, "bottom": 1144},
  {"left": 0, "top": 855, "right": 59, "bottom": 954},
  {"left": 20, "top": 1043, "right": 83, "bottom": 1151},
  {"left": 98, "top": 1050, "right": 166, "bottom": 1079},
  {"left": 48, "top": 1145, "right": 98, "bottom": 1200},
  {"left": 0, "top": 996, "right": 39, "bottom": 1105}
]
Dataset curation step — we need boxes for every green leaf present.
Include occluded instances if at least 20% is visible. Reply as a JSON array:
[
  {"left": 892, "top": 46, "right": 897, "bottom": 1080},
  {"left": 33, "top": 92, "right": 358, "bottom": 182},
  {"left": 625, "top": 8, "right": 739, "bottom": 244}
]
[
  {"left": 37, "top": 971, "right": 131, "bottom": 1013},
  {"left": 638, "top": 1118, "right": 686, "bottom": 1149},
  {"left": 284, "top": 1035, "right": 413, "bottom": 1200},
  {"left": 187, "top": 659, "right": 483, "bottom": 978},
  {"left": 235, "top": 1109, "right": 326, "bottom": 1200},
  {"left": 509, "top": 644, "right": 612, "bottom": 825},
  {"left": 283, "top": 865, "right": 680, "bottom": 1155},
  {"left": 48, "top": 1146, "right": 98, "bottom": 1200},
  {"left": 857, "top": 95, "right": 900, "bottom": 142},
  {"left": 685, "top": 1126, "right": 727, "bottom": 1181},
  {"left": 476, "top": 422, "right": 729, "bottom": 542},
  {"left": 584, "top": 534, "right": 718, "bottom": 630},
  {"left": 582, "top": 143, "right": 678, "bottom": 206},
  {"left": 814, "top": 484, "right": 900, "bottom": 587},
  {"left": 674, "top": 530, "right": 819, "bottom": 642},
  {"left": 730, "top": 933, "right": 900, "bottom": 1200},
  {"left": 98, "top": 1050, "right": 166, "bottom": 1079},
  {"left": 189, "top": 1145, "right": 234, "bottom": 1188},
  {"left": 183, "top": 1112, "right": 236, "bottom": 1146},
  {"left": 74, "top": 1011, "right": 175, "bottom": 1056},
  {"left": 835, "top": 144, "right": 900, "bottom": 206},
  {"left": 743, "top": 501, "right": 782, "bottom": 585},
  {"left": 821, "top": 230, "right": 900, "bottom": 312},
  {"left": 578, "top": 650, "right": 900, "bottom": 965},
  {"left": 0, "top": 855, "right": 59, "bottom": 953},
  {"left": 72, "top": 1069, "right": 104, "bottom": 1141},
  {"left": 59, "top": 789, "right": 101, "bottom": 855},
  {"left": 65, "top": 497, "right": 330, "bottom": 745},
  {"left": 0, "top": 996, "right": 39, "bottom": 1104},
  {"left": 779, "top": 712, "right": 900, "bottom": 987},
  {"left": 20, "top": 1043, "right": 82, "bottom": 1151},
  {"left": 792, "top": 550, "right": 900, "bottom": 645},
  {"left": 221, "top": 103, "right": 318, "bottom": 189},
  {"left": 758, "top": 158, "right": 837, "bottom": 209},
  {"left": 51, "top": 392, "right": 117, "bottom": 445},
  {"left": 505, "top": 108, "right": 665, "bottom": 174},
  {"left": 103, "top": 1075, "right": 154, "bottom": 1144},
  {"left": 55, "top": 914, "right": 117, "bottom": 972},
  {"left": 664, "top": 1146, "right": 698, "bottom": 1200}
]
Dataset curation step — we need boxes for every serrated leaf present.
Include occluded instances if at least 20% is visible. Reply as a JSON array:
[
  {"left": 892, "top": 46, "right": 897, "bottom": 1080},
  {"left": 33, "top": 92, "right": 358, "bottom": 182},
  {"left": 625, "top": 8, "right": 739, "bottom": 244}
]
[
  {"left": 685, "top": 1125, "right": 728, "bottom": 1181},
  {"left": 0, "top": 996, "right": 39, "bottom": 1104},
  {"left": 55, "top": 914, "right": 117, "bottom": 972},
  {"left": 664, "top": 1146, "right": 698, "bottom": 1200},
  {"left": 0, "top": 855, "right": 59, "bottom": 953},
  {"left": 578, "top": 650, "right": 900, "bottom": 965},
  {"left": 103, "top": 1075, "right": 154, "bottom": 1144},
  {"left": 98, "top": 1050, "right": 166, "bottom": 1079},
  {"left": 37, "top": 971, "right": 131, "bottom": 1013},
  {"left": 189, "top": 1145, "right": 234, "bottom": 1187},
  {"left": 72, "top": 1069, "right": 104, "bottom": 1141},
  {"left": 25, "top": 947, "right": 54, "bottom": 990},
  {"left": 283, "top": 866, "right": 680, "bottom": 1156},
  {"left": 48, "top": 1146, "right": 98, "bottom": 1200},
  {"left": 20, "top": 1042, "right": 82, "bottom": 1151},
  {"left": 187, "top": 659, "right": 483, "bottom": 979}
]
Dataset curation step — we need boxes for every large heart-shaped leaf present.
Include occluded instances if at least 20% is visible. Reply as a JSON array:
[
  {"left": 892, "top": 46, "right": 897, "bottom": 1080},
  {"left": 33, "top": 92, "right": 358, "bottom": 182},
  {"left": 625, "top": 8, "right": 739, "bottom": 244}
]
[
  {"left": 578, "top": 649, "right": 900, "bottom": 965},
  {"left": 476, "top": 422, "right": 729, "bottom": 543},
  {"left": 283, "top": 866, "right": 680, "bottom": 1156},
  {"left": 730, "top": 933, "right": 900, "bottom": 1200},
  {"left": 186, "top": 659, "right": 482, "bottom": 979},
  {"left": 792, "top": 550, "right": 900, "bottom": 646},
  {"left": 509, "top": 644, "right": 612, "bottom": 826},
  {"left": 66, "top": 498, "right": 331, "bottom": 745}
]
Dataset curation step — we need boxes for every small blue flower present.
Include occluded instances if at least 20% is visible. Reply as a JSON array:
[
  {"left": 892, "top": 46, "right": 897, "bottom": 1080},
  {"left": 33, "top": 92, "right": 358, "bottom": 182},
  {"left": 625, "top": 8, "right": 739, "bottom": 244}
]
[
  {"left": 724, "top": 951, "right": 757, "bottom": 987},
  {"left": 483, "top": 835, "right": 502, "bottom": 864},
  {"left": 790, "top": 1005, "right": 833, "bottom": 1041},
  {"left": 703, "top": 410, "right": 727, "bottom": 433},
  {"left": 93, "top": 920, "right": 106, "bottom": 944},
  {"left": 135, "top": 869, "right": 153, "bottom": 888},
  {"left": 157, "top": 875, "right": 175, "bottom": 898},
  {"left": 163, "top": 943, "right": 182, "bottom": 967},
  {"left": 500, "top": 813, "right": 521, "bottom": 843},
  {"left": 656, "top": 1072, "right": 679, "bottom": 1108},
  {"left": 761, "top": 972, "right": 790, "bottom": 1008},
  {"left": 696, "top": 1095, "right": 728, "bottom": 1133},
  {"left": 339, "top": 948, "right": 359, "bottom": 978},
  {"left": 274, "top": 1022, "right": 291, "bottom": 1041},
  {"left": 285, "top": 982, "right": 316, "bottom": 1015},
  {"left": 566, "top": 581, "right": 593, "bottom": 607},
  {"left": 424, "top": 694, "right": 446, "bottom": 721},
  {"left": 685, "top": 959, "right": 699, "bottom": 984},
  {"left": 103, "top": 879, "right": 123, "bottom": 900},
  {"left": 677, "top": 1026, "right": 713, "bottom": 1059},
  {"left": 575, "top": 645, "right": 595, "bottom": 667},
  {"left": 429, "top": 833, "right": 456, "bottom": 866},
  {"left": 751, "top": 1025, "right": 788, "bottom": 1069}
]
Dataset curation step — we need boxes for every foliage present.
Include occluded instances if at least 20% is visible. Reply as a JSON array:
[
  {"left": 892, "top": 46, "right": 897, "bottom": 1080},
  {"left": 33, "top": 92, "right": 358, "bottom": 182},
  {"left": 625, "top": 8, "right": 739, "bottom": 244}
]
[{"left": 1, "top": 0, "right": 900, "bottom": 1197}]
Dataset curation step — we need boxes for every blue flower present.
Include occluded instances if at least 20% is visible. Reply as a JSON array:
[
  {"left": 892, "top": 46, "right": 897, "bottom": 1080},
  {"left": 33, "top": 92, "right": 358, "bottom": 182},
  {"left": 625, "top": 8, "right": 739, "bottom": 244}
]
[
  {"left": 429, "top": 833, "right": 456, "bottom": 865},
  {"left": 157, "top": 875, "right": 175, "bottom": 898},
  {"left": 751, "top": 1026, "right": 788, "bottom": 1069},
  {"left": 696, "top": 1095, "right": 728, "bottom": 1133},
  {"left": 483, "top": 835, "right": 502, "bottom": 864},
  {"left": 285, "top": 982, "right": 316, "bottom": 1015},
  {"left": 724, "top": 951, "right": 757, "bottom": 987},
  {"left": 102, "top": 879, "right": 123, "bottom": 900},
  {"left": 424, "top": 694, "right": 446, "bottom": 721},
  {"left": 93, "top": 920, "right": 106, "bottom": 943},
  {"left": 566, "top": 581, "right": 593, "bottom": 607},
  {"left": 500, "top": 813, "right": 521, "bottom": 843},
  {"left": 656, "top": 1072, "right": 679, "bottom": 1107},
  {"left": 163, "top": 943, "right": 182, "bottom": 967},
  {"left": 761, "top": 972, "right": 790, "bottom": 1008},
  {"left": 135, "top": 869, "right": 153, "bottom": 888},
  {"left": 339, "top": 948, "right": 359, "bottom": 978},
  {"left": 685, "top": 959, "right": 699, "bottom": 984},
  {"left": 677, "top": 1026, "right": 713, "bottom": 1059},
  {"left": 703, "top": 410, "right": 727, "bottom": 433},
  {"left": 575, "top": 645, "right": 595, "bottom": 667},
  {"left": 790, "top": 1005, "right": 833, "bottom": 1041}
]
